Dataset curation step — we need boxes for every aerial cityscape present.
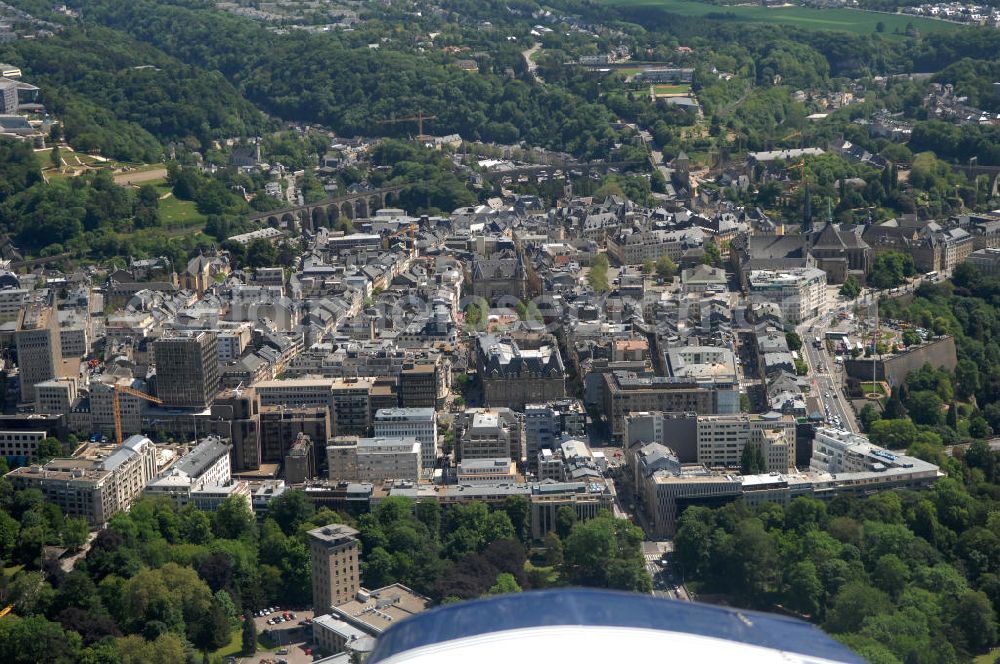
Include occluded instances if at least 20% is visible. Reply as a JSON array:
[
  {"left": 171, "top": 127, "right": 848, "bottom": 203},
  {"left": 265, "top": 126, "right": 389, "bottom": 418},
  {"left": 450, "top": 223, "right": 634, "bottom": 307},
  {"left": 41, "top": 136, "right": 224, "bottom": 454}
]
[{"left": 0, "top": 0, "right": 999, "bottom": 662}]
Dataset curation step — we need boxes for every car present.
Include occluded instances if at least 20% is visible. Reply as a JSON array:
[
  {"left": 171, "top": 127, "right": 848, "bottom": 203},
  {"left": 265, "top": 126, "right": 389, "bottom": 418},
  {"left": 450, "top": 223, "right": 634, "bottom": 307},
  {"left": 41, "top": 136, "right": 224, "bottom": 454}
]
[
  {"left": 289, "top": 612, "right": 296, "bottom": 619},
  {"left": 267, "top": 619, "right": 274, "bottom": 625},
  {"left": 277, "top": 648, "right": 289, "bottom": 655}
]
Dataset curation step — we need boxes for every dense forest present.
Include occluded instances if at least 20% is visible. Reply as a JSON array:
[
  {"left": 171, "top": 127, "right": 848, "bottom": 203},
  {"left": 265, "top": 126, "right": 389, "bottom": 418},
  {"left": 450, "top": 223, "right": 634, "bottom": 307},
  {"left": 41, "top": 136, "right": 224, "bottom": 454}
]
[{"left": 0, "top": 473, "right": 647, "bottom": 664}]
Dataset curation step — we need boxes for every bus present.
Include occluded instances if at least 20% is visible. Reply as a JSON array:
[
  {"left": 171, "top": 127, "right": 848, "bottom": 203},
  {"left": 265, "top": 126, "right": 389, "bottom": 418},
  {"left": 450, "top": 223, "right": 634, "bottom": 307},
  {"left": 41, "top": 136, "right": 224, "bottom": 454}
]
[
  {"left": 813, "top": 336, "right": 822, "bottom": 348},
  {"left": 925, "top": 271, "right": 938, "bottom": 282}
]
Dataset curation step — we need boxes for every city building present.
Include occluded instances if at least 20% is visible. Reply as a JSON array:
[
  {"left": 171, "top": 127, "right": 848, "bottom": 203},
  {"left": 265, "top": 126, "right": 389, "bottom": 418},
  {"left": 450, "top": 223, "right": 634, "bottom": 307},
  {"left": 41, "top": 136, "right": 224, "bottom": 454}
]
[
  {"left": 312, "top": 614, "right": 374, "bottom": 660},
  {"left": 34, "top": 378, "right": 78, "bottom": 418},
  {"left": 328, "top": 583, "right": 428, "bottom": 638},
  {"left": 476, "top": 333, "right": 565, "bottom": 409},
  {"left": 456, "top": 457, "right": 518, "bottom": 483},
  {"left": 460, "top": 411, "right": 519, "bottom": 461},
  {"left": 154, "top": 331, "right": 220, "bottom": 408},
  {"left": 15, "top": 303, "right": 63, "bottom": 404},
  {"left": 309, "top": 523, "right": 361, "bottom": 614},
  {"left": 285, "top": 432, "right": 317, "bottom": 484},
  {"left": 399, "top": 364, "right": 439, "bottom": 408},
  {"left": 374, "top": 407, "right": 438, "bottom": 473},
  {"left": 7, "top": 435, "right": 157, "bottom": 526},
  {"left": 524, "top": 400, "right": 586, "bottom": 473},
  {"left": 695, "top": 413, "right": 795, "bottom": 472},
  {"left": 326, "top": 437, "right": 422, "bottom": 483},
  {"left": 634, "top": 428, "right": 944, "bottom": 536},
  {"left": 0, "top": 430, "right": 47, "bottom": 467},
  {"left": 260, "top": 405, "right": 330, "bottom": 467},
  {"left": 747, "top": 268, "right": 827, "bottom": 324},
  {"left": 144, "top": 436, "right": 234, "bottom": 506},
  {"left": 602, "top": 372, "right": 727, "bottom": 440}
]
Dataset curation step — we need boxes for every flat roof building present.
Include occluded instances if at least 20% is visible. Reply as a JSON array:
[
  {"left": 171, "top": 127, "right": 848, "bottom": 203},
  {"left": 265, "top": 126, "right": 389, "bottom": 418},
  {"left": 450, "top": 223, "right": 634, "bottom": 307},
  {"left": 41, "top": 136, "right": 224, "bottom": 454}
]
[{"left": 309, "top": 524, "right": 361, "bottom": 614}]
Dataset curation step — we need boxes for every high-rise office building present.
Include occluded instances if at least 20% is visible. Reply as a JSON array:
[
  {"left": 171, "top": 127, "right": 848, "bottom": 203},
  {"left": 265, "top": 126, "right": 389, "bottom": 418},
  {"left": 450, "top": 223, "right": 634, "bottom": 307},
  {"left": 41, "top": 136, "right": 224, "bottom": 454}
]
[
  {"left": 15, "top": 304, "right": 63, "bottom": 404},
  {"left": 154, "top": 331, "right": 220, "bottom": 408},
  {"left": 374, "top": 407, "right": 437, "bottom": 472}
]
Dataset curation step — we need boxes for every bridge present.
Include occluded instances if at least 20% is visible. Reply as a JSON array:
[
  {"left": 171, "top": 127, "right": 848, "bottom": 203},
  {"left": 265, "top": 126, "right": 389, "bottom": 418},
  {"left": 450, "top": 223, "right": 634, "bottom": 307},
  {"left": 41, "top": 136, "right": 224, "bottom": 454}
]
[
  {"left": 951, "top": 162, "right": 1000, "bottom": 196},
  {"left": 476, "top": 160, "right": 646, "bottom": 183},
  {"left": 247, "top": 185, "right": 408, "bottom": 232}
]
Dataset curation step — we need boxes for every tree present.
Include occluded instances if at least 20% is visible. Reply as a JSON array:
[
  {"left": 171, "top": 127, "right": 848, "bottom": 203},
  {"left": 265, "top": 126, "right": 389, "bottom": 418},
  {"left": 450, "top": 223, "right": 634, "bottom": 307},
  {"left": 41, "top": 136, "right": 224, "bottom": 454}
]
[
  {"left": 826, "top": 582, "right": 892, "bottom": 633},
  {"left": 859, "top": 403, "right": 881, "bottom": 432},
  {"left": 213, "top": 495, "right": 256, "bottom": 541},
  {"left": 501, "top": 496, "right": 530, "bottom": 543},
  {"left": 267, "top": 490, "right": 315, "bottom": 535},
  {"left": 50, "top": 146, "right": 61, "bottom": 170},
  {"left": 955, "top": 359, "right": 981, "bottom": 401},
  {"left": 872, "top": 554, "right": 909, "bottom": 599},
  {"left": 0, "top": 614, "right": 77, "bottom": 664},
  {"left": 543, "top": 532, "right": 563, "bottom": 567},
  {"left": 902, "top": 329, "right": 921, "bottom": 347},
  {"left": 785, "top": 331, "right": 803, "bottom": 351},
  {"left": 588, "top": 253, "right": 610, "bottom": 292},
  {"left": 61, "top": 517, "right": 89, "bottom": 551},
  {"left": 701, "top": 241, "right": 723, "bottom": 267},
  {"left": 562, "top": 513, "right": 649, "bottom": 592},
  {"left": 36, "top": 437, "right": 63, "bottom": 463},
  {"left": 642, "top": 258, "right": 654, "bottom": 275},
  {"left": 555, "top": 506, "right": 577, "bottom": 538},
  {"left": 876, "top": 21, "right": 886, "bottom": 32},
  {"left": 655, "top": 255, "right": 677, "bottom": 280},
  {"left": 868, "top": 418, "right": 919, "bottom": 449},
  {"left": 784, "top": 560, "right": 822, "bottom": 616},
  {"left": 907, "top": 391, "right": 944, "bottom": 426},
  {"left": 840, "top": 276, "right": 861, "bottom": 299},
  {"left": 193, "top": 596, "right": 232, "bottom": 654},
  {"left": 241, "top": 610, "right": 257, "bottom": 655},
  {"left": 487, "top": 572, "right": 522, "bottom": 595},
  {"left": 951, "top": 590, "right": 996, "bottom": 653},
  {"left": 740, "top": 442, "right": 765, "bottom": 475}
]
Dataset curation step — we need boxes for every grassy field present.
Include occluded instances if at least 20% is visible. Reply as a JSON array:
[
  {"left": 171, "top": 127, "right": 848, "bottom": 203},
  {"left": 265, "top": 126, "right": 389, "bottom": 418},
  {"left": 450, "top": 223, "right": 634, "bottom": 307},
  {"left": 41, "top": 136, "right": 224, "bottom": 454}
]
[
  {"left": 653, "top": 83, "right": 691, "bottom": 95},
  {"left": 615, "top": 66, "right": 649, "bottom": 76},
  {"left": 604, "top": 0, "right": 962, "bottom": 36},
  {"left": 150, "top": 180, "right": 207, "bottom": 229}
]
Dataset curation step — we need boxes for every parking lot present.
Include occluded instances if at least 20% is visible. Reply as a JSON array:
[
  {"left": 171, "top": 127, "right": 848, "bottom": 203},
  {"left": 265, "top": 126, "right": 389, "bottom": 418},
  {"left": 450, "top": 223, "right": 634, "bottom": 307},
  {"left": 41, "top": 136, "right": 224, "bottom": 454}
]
[{"left": 237, "top": 607, "right": 317, "bottom": 664}]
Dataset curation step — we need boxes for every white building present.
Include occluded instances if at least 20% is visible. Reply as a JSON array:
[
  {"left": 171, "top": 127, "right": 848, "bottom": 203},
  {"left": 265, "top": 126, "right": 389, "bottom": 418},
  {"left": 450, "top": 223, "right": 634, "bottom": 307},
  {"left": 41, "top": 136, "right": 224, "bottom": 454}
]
[
  {"left": 327, "top": 437, "right": 422, "bottom": 483},
  {"left": 748, "top": 268, "right": 827, "bottom": 324},
  {"left": 457, "top": 458, "right": 518, "bottom": 483},
  {"left": 373, "top": 407, "right": 438, "bottom": 473},
  {"left": 7, "top": 435, "right": 158, "bottom": 526},
  {"left": 144, "top": 436, "right": 234, "bottom": 506},
  {"left": 696, "top": 413, "right": 795, "bottom": 472}
]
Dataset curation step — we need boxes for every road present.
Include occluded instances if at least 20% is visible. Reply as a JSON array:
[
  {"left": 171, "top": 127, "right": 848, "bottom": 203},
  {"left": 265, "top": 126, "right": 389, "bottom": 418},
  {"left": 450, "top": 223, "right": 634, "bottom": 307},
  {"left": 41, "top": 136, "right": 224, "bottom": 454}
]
[
  {"left": 799, "top": 312, "right": 859, "bottom": 433},
  {"left": 946, "top": 438, "right": 1000, "bottom": 457},
  {"left": 798, "top": 273, "right": 939, "bottom": 433},
  {"left": 240, "top": 608, "right": 316, "bottom": 664},
  {"left": 641, "top": 541, "right": 690, "bottom": 601},
  {"left": 521, "top": 43, "right": 543, "bottom": 83},
  {"left": 113, "top": 167, "right": 167, "bottom": 186}
]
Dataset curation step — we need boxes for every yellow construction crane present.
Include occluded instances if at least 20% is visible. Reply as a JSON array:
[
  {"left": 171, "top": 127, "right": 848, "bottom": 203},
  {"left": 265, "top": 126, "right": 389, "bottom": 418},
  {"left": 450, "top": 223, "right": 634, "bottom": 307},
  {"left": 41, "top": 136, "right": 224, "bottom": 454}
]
[
  {"left": 0, "top": 604, "right": 13, "bottom": 619},
  {"left": 790, "top": 159, "right": 806, "bottom": 182},
  {"left": 113, "top": 384, "right": 163, "bottom": 445},
  {"left": 379, "top": 112, "right": 437, "bottom": 141}
]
